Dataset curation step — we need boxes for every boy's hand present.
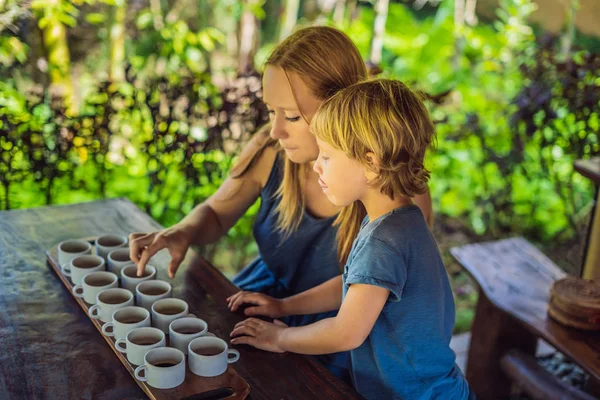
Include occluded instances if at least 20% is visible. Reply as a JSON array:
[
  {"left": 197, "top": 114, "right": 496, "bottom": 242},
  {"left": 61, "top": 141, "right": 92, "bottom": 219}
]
[
  {"left": 227, "top": 291, "right": 285, "bottom": 318},
  {"left": 230, "top": 318, "right": 288, "bottom": 353}
]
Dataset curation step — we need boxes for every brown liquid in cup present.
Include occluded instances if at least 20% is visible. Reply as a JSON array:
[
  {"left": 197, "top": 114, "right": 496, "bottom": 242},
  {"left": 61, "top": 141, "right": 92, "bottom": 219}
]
[
  {"left": 196, "top": 346, "right": 223, "bottom": 356},
  {"left": 73, "top": 259, "right": 102, "bottom": 269},
  {"left": 118, "top": 316, "right": 145, "bottom": 324},
  {"left": 175, "top": 327, "right": 201, "bottom": 334},
  {"left": 141, "top": 288, "right": 167, "bottom": 296},
  {"left": 98, "top": 237, "right": 125, "bottom": 247},
  {"left": 87, "top": 278, "right": 114, "bottom": 287},
  {"left": 111, "top": 252, "right": 130, "bottom": 262},
  {"left": 131, "top": 337, "right": 159, "bottom": 346},
  {"left": 103, "top": 295, "right": 130, "bottom": 304},
  {"left": 125, "top": 269, "right": 151, "bottom": 278},
  {"left": 153, "top": 362, "right": 178, "bottom": 368},
  {"left": 157, "top": 307, "right": 184, "bottom": 315},
  {"left": 61, "top": 242, "right": 89, "bottom": 253}
]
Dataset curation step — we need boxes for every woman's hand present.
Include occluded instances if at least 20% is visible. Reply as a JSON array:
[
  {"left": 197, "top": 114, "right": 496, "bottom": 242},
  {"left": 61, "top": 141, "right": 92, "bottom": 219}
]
[
  {"left": 230, "top": 318, "right": 288, "bottom": 353},
  {"left": 129, "top": 224, "right": 193, "bottom": 278},
  {"left": 226, "top": 291, "right": 285, "bottom": 319}
]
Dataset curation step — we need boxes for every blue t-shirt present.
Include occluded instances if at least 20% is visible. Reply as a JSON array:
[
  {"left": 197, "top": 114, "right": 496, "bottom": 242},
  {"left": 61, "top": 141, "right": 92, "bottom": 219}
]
[{"left": 342, "top": 204, "right": 473, "bottom": 400}]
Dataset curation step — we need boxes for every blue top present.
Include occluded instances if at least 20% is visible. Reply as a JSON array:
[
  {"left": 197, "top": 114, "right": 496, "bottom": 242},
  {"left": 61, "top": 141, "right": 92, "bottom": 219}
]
[
  {"left": 232, "top": 152, "right": 349, "bottom": 378},
  {"left": 342, "top": 205, "right": 473, "bottom": 400}
]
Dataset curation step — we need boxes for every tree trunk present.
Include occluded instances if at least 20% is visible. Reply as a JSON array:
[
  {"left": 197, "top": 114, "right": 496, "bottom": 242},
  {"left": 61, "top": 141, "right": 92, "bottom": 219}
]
[
  {"left": 369, "top": 0, "right": 389, "bottom": 66},
  {"left": 279, "top": 0, "right": 300, "bottom": 41},
  {"left": 108, "top": 0, "right": 126, "bottom": 82},
  {"left": 316, "top": 0, "right": 336, "bottom": 25},
  {"left": 453, "top": 0, "right": 466, "bottom": 71},
  {"left": 465, "top": 0, "right": 478, "bottom": 26},
  {"left": 40, "top": 0, "right": 75, "bottom": 112},
  {"left": 149, "top": 0, "right": 164, "bottom": 30},
  {"left": 238, "top": 5, "right": 259, "bottom": 74},
  {"left": 560, "top": 0, "right": 579, "bottom": 59},
  {"left": 333, "top": 0, "right": 346, "bottom": 25}
]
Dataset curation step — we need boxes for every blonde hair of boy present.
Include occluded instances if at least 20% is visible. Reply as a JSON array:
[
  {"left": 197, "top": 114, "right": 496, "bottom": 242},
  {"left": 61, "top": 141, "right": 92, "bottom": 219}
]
[
  {"left": 311, "top": 79, "right": 436, "bottom": 264},
  {"left": 231, "top": 26, "right": 368, "bottom": 266}
]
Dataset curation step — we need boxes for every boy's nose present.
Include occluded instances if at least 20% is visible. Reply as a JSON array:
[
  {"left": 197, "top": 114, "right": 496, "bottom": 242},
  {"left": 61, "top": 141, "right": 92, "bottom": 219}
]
[{"left": 313, "top": 160, "right": 322, "bottom": 174}]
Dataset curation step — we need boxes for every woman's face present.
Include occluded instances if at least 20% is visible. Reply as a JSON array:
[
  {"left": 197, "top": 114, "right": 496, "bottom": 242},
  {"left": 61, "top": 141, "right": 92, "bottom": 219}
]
[{"left": 262, "top": 65, "right": 322, "bottom": 164}]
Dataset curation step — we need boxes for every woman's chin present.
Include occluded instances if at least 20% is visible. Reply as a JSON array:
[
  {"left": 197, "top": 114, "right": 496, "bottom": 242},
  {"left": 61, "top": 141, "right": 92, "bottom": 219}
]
[{"left": 284, "top": 150, "right": 313, "bottom": 164}]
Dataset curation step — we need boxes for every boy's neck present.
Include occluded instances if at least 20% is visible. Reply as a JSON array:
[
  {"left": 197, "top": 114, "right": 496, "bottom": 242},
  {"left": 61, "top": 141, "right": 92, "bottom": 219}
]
[{"left": 360, "top": 188, "right": 414, "bottom": 223}]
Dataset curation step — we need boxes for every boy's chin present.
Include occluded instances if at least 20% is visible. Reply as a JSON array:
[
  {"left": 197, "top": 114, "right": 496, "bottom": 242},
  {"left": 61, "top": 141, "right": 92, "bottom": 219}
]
[{"left": 324, "top": 193, "right": 353, "bottom": 208}]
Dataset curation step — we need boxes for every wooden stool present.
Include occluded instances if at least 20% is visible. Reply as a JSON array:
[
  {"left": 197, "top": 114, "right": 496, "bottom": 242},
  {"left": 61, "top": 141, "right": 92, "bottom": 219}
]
[{"left": 451, "top": 237, "right": 600, "bottom": 400}]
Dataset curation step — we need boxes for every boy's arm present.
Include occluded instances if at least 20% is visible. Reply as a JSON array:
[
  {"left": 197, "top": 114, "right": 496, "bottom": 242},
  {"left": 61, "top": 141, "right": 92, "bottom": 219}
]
[
  {"left": 228, "top": 275, "right": 343, "bottom": 318},
  {"left": 230, "top": 283, "right": 389, "bottom": 354},
  {"left": 281, "top": 275, "right": 344, "bottom": 316}
]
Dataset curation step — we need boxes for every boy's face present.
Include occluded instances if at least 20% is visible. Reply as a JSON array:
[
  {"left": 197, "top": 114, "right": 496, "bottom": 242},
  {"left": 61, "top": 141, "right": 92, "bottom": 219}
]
[{"left": 313, "top": 138, "right": 369, "bottom": 206}]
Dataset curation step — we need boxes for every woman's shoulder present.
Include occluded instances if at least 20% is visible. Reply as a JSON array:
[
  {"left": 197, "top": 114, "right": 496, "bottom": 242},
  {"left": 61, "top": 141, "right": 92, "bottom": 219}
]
[{"left": 229, "top": 123, "right": 281, "bottom": 189}]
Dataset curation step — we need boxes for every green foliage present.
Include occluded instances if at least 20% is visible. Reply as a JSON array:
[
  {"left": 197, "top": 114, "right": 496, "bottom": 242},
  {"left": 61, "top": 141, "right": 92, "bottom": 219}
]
[
  {"left": 2, "top": 0, "right": 599, "bottom": 280},
  {"left": 1, "top": 2, "right": 267, "bottom": 269},
  {"left": 342, "top": 0, "right": 598, "bottom": 240}
]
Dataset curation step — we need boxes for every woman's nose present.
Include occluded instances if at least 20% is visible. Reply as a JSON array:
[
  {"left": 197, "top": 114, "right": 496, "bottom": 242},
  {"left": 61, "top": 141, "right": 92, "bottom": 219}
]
[{"left": 269, "top": 116, "right": 288, "bottom": 140}]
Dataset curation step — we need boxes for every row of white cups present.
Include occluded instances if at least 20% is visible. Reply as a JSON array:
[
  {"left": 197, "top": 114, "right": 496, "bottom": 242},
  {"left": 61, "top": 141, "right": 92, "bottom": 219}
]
[{"left": 58, "top": 235, "right": 240, "bottom": 390}]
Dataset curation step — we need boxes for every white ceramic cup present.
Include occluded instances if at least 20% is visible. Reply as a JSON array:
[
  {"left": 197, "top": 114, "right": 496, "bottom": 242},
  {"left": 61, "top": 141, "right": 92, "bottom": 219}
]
[
  {"left": 61, "top": 255, "right": 105, "bottom": 286},
  {"left": 72, "top": 271, "right": 118, "bottom": 305},
  {"left": 188, "top": 336, "right": 240, "bottom": 377},
  {"left": 58, "top": 239, "right": 92, "bottom": 268},
  {"left": 95, "top": 234, "right": 128, "bottom": 261},
  {"left": 136, "top": 280, "right": 172, "bottom": 311},
  {"left": 102, "top": 306, "right": 151, "bottom": 341},
  {"left": 134, "top": 347, "right": 185, "bottom": 389},
  {"left": 169, "top": 317, "right": 215, "bottom": 355},
  {"left": 120, "top": 264, "right": 157, "bottom": 293},
  {"left": 151, "top": 298, "right": 195, "bottom": 334},
  {"left": 107, "top": 248, "right": 133, "bottom": 275},
  {"left": 115, "top": 327, "right": 166, "bottom": 366},
  {"left": 88, "top": 288, "right": 134, "bottom": 323}
]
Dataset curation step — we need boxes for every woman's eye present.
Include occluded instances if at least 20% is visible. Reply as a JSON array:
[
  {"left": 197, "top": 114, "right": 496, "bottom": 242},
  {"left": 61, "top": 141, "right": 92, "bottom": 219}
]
[{"left": 267, "top": 110, "right": 299, "bottom": 122}]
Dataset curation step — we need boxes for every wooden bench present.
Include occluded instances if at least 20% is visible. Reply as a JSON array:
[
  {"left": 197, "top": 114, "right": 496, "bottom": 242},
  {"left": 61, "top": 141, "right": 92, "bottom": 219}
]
[{"left": 451, "top": 237, "right": 600, "bottom": 400}]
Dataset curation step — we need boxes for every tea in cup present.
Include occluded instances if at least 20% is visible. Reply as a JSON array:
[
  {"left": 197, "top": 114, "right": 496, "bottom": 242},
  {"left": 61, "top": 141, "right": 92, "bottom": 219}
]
[
  {"left": 115, "top": 327, "right": 165, "bottom": 366},
  {"left": 88, "top": 288, "right": 134, "bottom": 323},
  {"left": 134, "top": 347, "right": 185, "bottom": 389}
]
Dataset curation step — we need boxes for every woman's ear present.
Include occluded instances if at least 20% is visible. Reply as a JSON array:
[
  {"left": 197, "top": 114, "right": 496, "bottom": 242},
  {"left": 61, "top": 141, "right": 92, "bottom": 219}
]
[{"left": 365, "top": 152, "right": 381, "bottom": 182}]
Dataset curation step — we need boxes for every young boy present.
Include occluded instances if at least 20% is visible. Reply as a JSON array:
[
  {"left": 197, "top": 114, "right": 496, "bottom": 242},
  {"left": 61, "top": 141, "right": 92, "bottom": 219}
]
[{"left": 228, "top": 79, "right": 473, "bottom": 399}]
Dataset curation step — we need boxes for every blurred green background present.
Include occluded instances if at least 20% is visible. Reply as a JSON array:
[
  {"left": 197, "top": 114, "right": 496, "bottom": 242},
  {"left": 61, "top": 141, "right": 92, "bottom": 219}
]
[{"left": 1, "top": 0, "right": 599, "bottom": 333}]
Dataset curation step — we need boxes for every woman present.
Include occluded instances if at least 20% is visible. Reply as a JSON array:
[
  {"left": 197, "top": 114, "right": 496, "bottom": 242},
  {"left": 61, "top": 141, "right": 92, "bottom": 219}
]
[{"left": 129, "top": 26, "right": 432, "bottom": 379}]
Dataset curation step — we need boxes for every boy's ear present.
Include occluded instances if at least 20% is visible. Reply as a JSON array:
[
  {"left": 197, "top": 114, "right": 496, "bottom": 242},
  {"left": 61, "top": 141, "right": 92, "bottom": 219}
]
[{"left": 365, "top": 152, "right": 381, "bottom": 181}]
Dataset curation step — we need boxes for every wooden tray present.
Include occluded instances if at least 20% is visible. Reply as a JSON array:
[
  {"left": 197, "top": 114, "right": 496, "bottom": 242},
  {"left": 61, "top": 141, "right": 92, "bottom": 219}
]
[{"left": 46, "top": 238, "right": 250, "bottom": 400}]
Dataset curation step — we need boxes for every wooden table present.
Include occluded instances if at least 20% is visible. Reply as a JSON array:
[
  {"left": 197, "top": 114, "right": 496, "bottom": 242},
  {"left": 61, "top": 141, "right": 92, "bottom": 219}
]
[
  {"left": 574, "top": 157, "right": 600, "bottom": 280},
  {"left": 0, "top": 198, "right": 360, "bottom": 399}
]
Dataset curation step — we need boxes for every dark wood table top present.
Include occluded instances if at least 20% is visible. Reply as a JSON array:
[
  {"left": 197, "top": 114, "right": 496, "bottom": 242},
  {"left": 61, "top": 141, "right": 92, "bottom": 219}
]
[
  {"left": 451, "top": 237, "right": 600, "bottom": 382},
  {"left": 0, "top": 198, "right": 360, "bottom": 400},
  {"left": 575, "top": 158, "right": 600, "bottom": 185}
]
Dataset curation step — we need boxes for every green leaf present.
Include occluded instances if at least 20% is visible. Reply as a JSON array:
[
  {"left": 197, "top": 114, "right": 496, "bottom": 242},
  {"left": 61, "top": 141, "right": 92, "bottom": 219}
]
[{"left": 85, "top": 13, "right": 106, "bottom": 24}]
